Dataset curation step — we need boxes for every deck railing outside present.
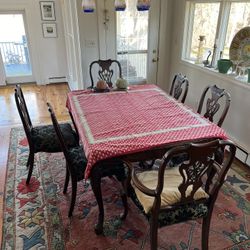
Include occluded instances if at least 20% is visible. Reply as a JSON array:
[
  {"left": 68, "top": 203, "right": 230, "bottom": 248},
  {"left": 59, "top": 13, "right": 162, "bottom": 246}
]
[{"left": 0, "top": 41, "right": 29, "bottom": 65}]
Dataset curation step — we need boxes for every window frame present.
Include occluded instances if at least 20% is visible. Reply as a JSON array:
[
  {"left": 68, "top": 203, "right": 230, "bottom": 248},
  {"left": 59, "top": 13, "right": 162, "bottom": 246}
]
[{"left": 182, "top": 0, "right": 250, "bottom": 67}]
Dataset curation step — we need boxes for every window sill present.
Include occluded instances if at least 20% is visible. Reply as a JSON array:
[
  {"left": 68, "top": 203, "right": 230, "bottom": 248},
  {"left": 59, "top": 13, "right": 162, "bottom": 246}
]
[{"left": 181, "top": 59, "right": 250, "bottom": 91}]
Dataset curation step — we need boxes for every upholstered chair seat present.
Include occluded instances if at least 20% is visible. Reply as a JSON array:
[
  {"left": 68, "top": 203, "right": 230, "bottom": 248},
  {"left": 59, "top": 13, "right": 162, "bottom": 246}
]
[
  {"left": 32, "top": 123, "right": 78, "bottom": 153},
  {"left": 67, "top": 145, "right": 87, "bottom": 181},
  {"left": 132, "top": 168, "right": 209, "bottom": 214},
  {"left": 129, "top": 187, "right": 208, "bottom": 227}
]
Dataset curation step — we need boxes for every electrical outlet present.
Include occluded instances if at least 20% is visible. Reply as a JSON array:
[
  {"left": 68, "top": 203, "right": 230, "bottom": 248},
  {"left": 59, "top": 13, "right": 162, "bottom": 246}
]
[{"left": 85, "top": 39, "right": 96, "bottom": 48}]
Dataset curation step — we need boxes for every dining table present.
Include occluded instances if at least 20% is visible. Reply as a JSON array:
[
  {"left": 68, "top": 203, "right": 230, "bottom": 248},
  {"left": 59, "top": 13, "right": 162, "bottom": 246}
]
[{"left": 66, "top": 84, "right": 227, "bottom": 234}]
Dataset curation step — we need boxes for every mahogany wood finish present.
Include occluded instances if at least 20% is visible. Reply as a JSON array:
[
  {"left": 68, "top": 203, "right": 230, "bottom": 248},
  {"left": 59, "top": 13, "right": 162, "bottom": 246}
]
[
  {"left": 197, "top": 85, "right": 231, "bottom": 127},
  {"left": 169, "top": 73, "right": 189, "bottom": 103},
  {"left": 89, "top": 59, "right": 122, "bottom": 88},
  {"left": 125, "top": 139, "right": 236, "bottom": 250},
  {"left": 14, "top": 85, "right": 35, "bottom": 183}
]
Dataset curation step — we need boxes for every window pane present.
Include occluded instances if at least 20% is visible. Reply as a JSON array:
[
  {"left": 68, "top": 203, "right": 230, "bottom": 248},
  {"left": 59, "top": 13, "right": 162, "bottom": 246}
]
[
  {"left": 117, "top": 2, "right": 148, "bottom": 52},
  {"left": 117, "top": 53, "right": 147, "bottom": 82},
  {"left": 189, "top": 3, "right": 220, "bottom": 61},
  {"left": 0, "top": 14, "right": 32, "bottom": 77},
  {"left": 116, "top": 0, "right": 148, "bottom": 82},
  {"left": 223, "top": 3, "right": 250, "bottom": 59}
]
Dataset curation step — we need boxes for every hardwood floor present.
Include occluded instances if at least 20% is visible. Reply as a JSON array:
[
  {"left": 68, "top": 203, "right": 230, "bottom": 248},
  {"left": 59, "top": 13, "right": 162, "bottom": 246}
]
[{"left": 0, "top": 82, "right": 71, "bottom": 247}]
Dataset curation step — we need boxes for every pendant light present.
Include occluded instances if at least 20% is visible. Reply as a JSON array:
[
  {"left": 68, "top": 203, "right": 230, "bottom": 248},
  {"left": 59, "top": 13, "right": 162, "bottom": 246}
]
[
  {"left": 115, "top": 0, "right": 126, "bottom": 11},
  {"left": 82, "top": 0, "right": 96, "bottom": 13},
  {"left": 137, "top": 0, "right": 150, "bottom": 11}
]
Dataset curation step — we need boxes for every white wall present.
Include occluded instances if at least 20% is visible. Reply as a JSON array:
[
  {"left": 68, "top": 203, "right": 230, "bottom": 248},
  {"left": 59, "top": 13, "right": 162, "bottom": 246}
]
[
  {"left": 0, "top": 0, "right": 68, "bottom": 85},
  {"left": 169, "top": 0, "right": 250, "bottom": 155}
]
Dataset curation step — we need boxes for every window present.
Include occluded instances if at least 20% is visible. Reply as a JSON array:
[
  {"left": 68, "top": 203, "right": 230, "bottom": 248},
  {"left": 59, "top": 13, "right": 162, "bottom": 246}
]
[
  {"left": 183, "top": 1, "right": 250, "bottom": 69},
  {"left": 116, "top": 0, "right": 149, "bottom": 83},
  {"left": 223, "top": 2, "right": 250, "bottom": 58},
  {"left": 188, "top": 3, "right": 220, "bottom": 61}
]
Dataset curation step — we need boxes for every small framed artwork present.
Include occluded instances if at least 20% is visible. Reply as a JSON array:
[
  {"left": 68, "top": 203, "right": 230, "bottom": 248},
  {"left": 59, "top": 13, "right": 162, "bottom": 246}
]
[
  {"left": 40, "top": 1, "right": 56, "bottom": 21},
  {"left": 42, "top": 23, "right": 57, "bottom": 38}
]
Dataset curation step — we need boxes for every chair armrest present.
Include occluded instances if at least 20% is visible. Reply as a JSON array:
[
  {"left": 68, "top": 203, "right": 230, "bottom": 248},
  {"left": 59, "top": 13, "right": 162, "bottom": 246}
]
[{"left": 123, "top": 160, "right": 156, "bottom": 197}]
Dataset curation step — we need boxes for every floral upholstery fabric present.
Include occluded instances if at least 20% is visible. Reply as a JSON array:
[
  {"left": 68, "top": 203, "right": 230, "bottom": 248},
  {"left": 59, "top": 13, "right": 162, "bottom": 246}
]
[
  {"left": 68, "top": 146, "right": 87, "bottom": 181},
  {"left": 67, "top": 147, "right": 126, "bottom": 182},
  {"left": 157, "top": 203, "right": 208, "bottom": 227},
  {"left": 128, "top": 184, "right": 208, "bottom": 227},
  {"left": 31, "top": 123, "right": 78, "bottom": 153}
]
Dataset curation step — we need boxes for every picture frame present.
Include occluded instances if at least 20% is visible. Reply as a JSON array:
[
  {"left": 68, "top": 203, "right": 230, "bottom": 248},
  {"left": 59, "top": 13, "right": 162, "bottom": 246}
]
[
  {"left": 40, "top": 1, "right": 56, "bottom": 21},
  {"left": 42, "top": 23, "right": 57, "bottom": 38}
]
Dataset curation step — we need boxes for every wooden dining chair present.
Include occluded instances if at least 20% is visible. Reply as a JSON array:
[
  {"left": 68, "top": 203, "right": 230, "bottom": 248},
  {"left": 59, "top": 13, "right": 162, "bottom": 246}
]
[
  {"left": 124, "top": 139, "right": 236, "bottom": 250},
  {"left": 169, "top": 73, "right": 189, "bottom": 103},
  {"left": 48, "top": 102, "right": 128, "bottom": 218},
  {"left": 197, "top": 85, "right": 231, "bottom": 127},
  {"left": 14, "top": 85, "right": 79, "bottom": 184},
  {"left": 89, "top": 59, "right": 122, "bottom": 88}
]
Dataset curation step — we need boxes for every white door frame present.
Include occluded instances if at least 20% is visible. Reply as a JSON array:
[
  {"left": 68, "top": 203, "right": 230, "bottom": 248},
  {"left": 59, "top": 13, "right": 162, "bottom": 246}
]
[
  {"left": 61, "top": 0, "right": 84, "bottom": 90},
  {"left": 0, "top": 50, "right": 6, "bottom": 86}
]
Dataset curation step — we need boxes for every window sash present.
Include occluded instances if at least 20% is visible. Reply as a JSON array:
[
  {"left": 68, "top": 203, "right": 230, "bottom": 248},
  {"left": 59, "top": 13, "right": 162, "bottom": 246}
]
[{"left": 183, "top": 0, "right": 250, "bottom": 67}]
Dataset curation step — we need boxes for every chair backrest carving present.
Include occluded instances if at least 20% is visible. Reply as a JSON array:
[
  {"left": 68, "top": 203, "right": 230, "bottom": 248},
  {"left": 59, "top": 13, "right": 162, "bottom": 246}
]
[
  {"left": 161, "top": 140, "right": 235, "bottom": 204},
  {"left": 169, "top": 73, "right": 189, "bottom": 103},
  {"left": 197, "top": 85, "right": 231, "bottom": 127},
  {"left": 130, "top": 139, "right": 235, "bottom": 206},
  {"left": 14, "top": 85, "right": 33, "bottom": 146},
  {"left": 89, "top": 59, "right": 122, "bottom": 88}
]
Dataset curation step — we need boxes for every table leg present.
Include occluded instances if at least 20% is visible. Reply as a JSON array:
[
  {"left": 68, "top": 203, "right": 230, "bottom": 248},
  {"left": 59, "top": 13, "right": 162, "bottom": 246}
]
[{"left": 90, "top": 166, "right": 104, "bottom": 235}]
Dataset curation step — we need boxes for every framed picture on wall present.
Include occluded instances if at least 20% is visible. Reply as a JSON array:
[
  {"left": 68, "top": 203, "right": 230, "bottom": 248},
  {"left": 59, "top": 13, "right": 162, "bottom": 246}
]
[
  {"left": 40, "top": 1, "right": 56, "bottom": 21},
  {"left": 42, "top": 23, "right": 57, "bottom": 38}
]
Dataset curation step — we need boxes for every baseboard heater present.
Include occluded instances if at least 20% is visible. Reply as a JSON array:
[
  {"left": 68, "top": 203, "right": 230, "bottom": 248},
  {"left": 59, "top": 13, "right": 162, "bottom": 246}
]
[
  {"left": 48, "top": 76, "right": 67, "bottom": 83},
  {"left": 234, "top": 142, "right": 250, "bottom": 166}
]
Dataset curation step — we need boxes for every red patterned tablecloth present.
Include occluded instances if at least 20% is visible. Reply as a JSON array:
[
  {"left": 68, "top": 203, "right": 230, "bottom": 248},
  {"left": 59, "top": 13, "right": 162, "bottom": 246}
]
[{"left": 66, "top": 84, "right": 227, "bottom": 179}]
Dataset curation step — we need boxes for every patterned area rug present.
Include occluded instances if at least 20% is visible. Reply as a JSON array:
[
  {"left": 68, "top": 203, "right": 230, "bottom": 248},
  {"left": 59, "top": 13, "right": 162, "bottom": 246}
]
[{"left": 2, "top": 127, "right": 250, "bottom": 249}]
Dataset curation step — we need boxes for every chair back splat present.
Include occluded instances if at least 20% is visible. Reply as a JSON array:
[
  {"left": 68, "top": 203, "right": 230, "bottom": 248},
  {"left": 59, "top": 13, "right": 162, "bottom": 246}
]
[
  {"left": 125, "top": 139, "right": 236, "bottom": 250},
  {"left": 89, "top": 59, "right": 122, "bottom": 88},
  {"left": 197, "top": 85, "right": 231, "bottom": 127},
  {"left": 169, "top": 73, "right": 189, "bottom": 103}
]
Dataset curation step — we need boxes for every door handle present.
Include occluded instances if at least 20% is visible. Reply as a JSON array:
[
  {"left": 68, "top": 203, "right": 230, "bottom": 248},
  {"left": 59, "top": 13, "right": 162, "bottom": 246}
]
[{"left": 152, "top": 57, "right": 159, "bottom": 63}]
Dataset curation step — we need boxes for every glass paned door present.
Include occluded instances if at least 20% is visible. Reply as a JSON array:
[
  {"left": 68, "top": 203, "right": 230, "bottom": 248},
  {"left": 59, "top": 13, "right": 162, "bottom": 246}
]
[
  {"left": 0, "top": 13, "right": 33, "bottom": 83},
  {"left": 116, "top": 1, "right": 149, "bottom": 83},
  {"left": 115, "top": 0, "right": 160, "bottom": 84}
]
